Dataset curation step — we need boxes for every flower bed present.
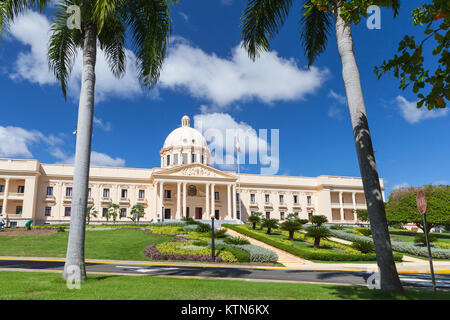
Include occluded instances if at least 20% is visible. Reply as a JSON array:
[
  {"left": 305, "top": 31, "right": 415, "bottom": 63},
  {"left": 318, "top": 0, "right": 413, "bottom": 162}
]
[
  {"left": 223, "top": 224, "right": 403, "bottom": 262},
  {"left": 329, "top": 229, "right": 450, "bottom": 259},
  {"left": 211, "top": 240, "right": 278, "bottom": 263},
  {"left": 144, "top": 243, "right": 224, "bottom": 262}
]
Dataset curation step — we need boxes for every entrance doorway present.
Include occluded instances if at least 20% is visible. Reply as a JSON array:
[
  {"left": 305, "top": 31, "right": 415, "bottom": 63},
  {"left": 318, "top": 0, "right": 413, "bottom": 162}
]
[
  {"left": 195, "top": 207, "right": 203, "bottom": 219},
  {"left": 164, "top": 208, "right": 171, "bottom": 219}
]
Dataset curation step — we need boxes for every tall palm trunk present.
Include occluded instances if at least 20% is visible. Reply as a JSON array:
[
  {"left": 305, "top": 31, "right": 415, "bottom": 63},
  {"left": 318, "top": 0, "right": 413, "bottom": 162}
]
[
  {"left": 63, "top": 23, "right": 97, "bottom": 281},
  {"left": 334, "top": 5, "right": 403, "bottom": 293}
]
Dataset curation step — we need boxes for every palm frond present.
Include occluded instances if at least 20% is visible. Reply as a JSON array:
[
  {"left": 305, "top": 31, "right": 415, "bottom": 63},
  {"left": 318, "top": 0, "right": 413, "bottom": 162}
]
[
  {"left": 388, "top": 0, "right": 400, "bottom": 17},
  {"left": 300, "top": 0, "right": 332, "bottom": 66},
  {"left": 48, "top": 2, "right": 80, "bottom": 100},
  {"left": 0, "top": 0, "right": 50, "bottom": 35},
  {"left": 93, "top": 0, "right": 126, "bottom": 33},
  {"left": 240, "top": 0, "right": 293, "bottom": 61},
  {"left": 123, "top": 0, "right": 172, "bottom": 88},
  {"left": 98, "top": 16, "right": 126, "bottom": 78}
]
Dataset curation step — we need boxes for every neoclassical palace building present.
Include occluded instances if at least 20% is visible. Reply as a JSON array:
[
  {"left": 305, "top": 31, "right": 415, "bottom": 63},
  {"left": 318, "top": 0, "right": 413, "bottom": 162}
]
[{"left": 0, "top": 116, "right": 384, "bottom": 227}]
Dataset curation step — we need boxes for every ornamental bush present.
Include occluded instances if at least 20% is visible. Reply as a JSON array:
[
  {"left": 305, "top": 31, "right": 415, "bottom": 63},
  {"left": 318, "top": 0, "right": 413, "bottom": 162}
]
[
  {"left": 352, "top": 240, "right": 375, "bottom": 253},
  {"left": 224, "top": 236, "right": 250, "bottom": 245},
  {"left": 196, "top": 223, "right": 212, "bottom": 233},
  {"left": 183, "top": 224, "right": 199, "bottom": 232},
  {"left": 414, "top": 233, "right": 437, "bottom": 245},
  {"left": 213, "top": 240, "right": 278, "bottom": 263},
  {"left": 355, "top": 228, "right": 372, "bottom": 237}
]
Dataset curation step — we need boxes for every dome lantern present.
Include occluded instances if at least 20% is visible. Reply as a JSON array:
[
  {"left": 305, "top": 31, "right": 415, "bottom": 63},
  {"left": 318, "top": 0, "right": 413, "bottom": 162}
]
[{"left": 181, "top": 115, "right": 190, "bottom": 127}]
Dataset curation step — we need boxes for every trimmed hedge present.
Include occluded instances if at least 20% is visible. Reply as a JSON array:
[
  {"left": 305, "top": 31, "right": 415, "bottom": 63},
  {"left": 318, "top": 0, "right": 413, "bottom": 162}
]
[
  {"left": 330, "top": 229, "right": 450, "bottom": 259},
  {"left": 223, "top": 224, "right": 403, "bottom": 262}
]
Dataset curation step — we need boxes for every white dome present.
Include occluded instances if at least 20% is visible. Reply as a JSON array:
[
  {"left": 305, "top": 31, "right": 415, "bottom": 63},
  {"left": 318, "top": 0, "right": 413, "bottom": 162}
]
[{"left": 163, "top": 116, "right": 208, "bottom": 149}]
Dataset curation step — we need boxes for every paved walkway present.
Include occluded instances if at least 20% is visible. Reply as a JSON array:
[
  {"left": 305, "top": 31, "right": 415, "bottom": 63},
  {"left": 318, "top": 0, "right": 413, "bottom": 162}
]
[{"left": 225, "top": 228, "right": 312, "bottom": 266}]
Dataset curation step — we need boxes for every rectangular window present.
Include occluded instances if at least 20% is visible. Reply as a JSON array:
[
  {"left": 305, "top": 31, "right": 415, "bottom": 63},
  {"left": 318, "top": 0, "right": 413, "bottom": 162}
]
[
  {"left": 236, "top": 193, "right": 240, "bottom": 202},
  {"left": 280, "top": 212, "right": 285, "bottom": 220},
  {"left": 307, "top": 196, "right": 312, "bottom": 205},
  {"left": 16, "top": 206, "right": 23, "bottom": 214},
  {"left": 102, "top": 208, "right": 108, "bottom": 217},
  {"left": 65, "top": 187, "right": 72, "bottom": 197},
  {"left": 120, "top": 208, "right": 127, "bottom": 217},
  {"left": 103, "top": 188, "right": 110, "bottom": 198},
  {"left": 265, "top": 194, "right": 270, "bottom": 202},
  {"left": 237, "top": 210, "right": 241, "bottom": 220},
  {"left": 65, "top": 207, "right": 71, "bottom": 216},
  {"left": 139, "top": 190, "right": 145, "bottom": 199},
  {"left": 192, "top": 153, "right": 196, "bottom": 163},
  {"left": 215, "top": 209, "right": 219, "bottom": 219},
  {"left": 46, "top": 186, "right": 53, "bottom": 196},
  {"left": 45, "top": 207, "right": 51, "bottom": 217},
  {"left": 0, "top": 205, "right": 2, "bottom": 213},
  {"left": 201, "top": 155, "right": 204, "bottom": 164},
  {"left": 18, "top": 185, "right": 25, "bottom": 193},
  {"left": 215, "top": 191, "right": 219, "bottom": 201},
  {"left": 0, "top": 185, "right": 4, "bottom": 193},
  {"left": 88, "top": 188, "right": 92, "bottom": 197},
  {"left": 121, "top": 189, "right": 128, "bottom": 198},
  {"left": 164, "top": 208, "right": 171, "bottom": 219},
  {"left": 250, "top": 194, "right": 255, "bottom": 203},
  {"left": 164, "top": 190, "right": 171, "bottom": 199},
  {"left": 265, "top": 212, "right": 270, "bottom": 219},
  {"left": 293, "top": 195, "right": 298, "bottom": 204},
  {"left": 279, "top": 195, "right": 284, "bottom": 204},
  {"left": 182, "top": 153, "right": 188, "bottom": 164},
  {"left": 167, "top": 155, "right": 171, "bottom": 166}
]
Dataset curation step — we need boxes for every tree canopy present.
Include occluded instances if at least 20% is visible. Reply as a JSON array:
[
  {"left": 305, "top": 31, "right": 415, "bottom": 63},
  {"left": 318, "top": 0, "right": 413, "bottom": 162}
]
[{"left": 386, "top": 185, "right": 450, "bottom": 232}]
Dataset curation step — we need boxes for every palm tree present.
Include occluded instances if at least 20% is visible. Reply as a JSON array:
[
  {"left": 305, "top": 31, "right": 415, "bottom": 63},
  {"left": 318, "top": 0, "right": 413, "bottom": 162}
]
[
  {"left": 248, "top": 211, "right": 262, "bottom": 230},
  {"left": 86, "top": 205, "right": 98, "bottom": 225},
  {"left": 42, "top": 0, "right": 175, "bottom": 281},
  {"left": 310, "top": 215, "right": 328, "bottom": 226},
  {"left": 305, "top": 225, "right": 330, "bottom": 248},
  {"left": 240, "top": 0, "right": 403, "bottom": 293},
  {"left": 261, "top": 218, "right": 279, "bottom": 234},
  {"left": 108, "top": 203, "right": 119, "bottom": 224},
  {"left": 130, "top": 204, "right": 145, "bottom": 223},
  {"left": 0, "top": 1, "right": 49, "bottom": 37},
  {"left": 280, "top": 215, "right": 304, "bottom": 240}
]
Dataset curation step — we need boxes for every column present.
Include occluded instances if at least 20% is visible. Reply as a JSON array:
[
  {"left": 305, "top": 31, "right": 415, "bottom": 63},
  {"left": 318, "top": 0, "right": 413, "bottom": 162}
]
[
  {"left": 159, "top": 181, "right": 164, "bottom": 219},
  {"left": 205, "top": 183, "right": 210, "bottom": 217},
  {"left": 176, "top": 182, "right": 181, "bottom": 219},
  {"left": 3, "top": 178, "right": 9, "bottom": 216},
  {"left": 339, "top": 191, "right": 344, "bottom": 221},
  {"left": 182, "top": 182, "right": 187, "bottom": 217},
  {"left": 211, "top": 184, "right": 215, "bottom": 219},
  {"left": 153, "top": 181, "right": 158, "bottom": 220},
  {"left": 352, "top": 192, "right": 357, "bottom": 222},
  {"left": 232, "top": 184, "right": 237, "bottom": 220},
  {"left": 227, "top": 184, "right": 231, "bottom": 220}
]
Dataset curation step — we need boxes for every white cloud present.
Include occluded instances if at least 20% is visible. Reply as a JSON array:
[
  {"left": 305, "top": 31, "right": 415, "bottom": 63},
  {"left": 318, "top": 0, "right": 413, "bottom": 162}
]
[
  {"left": 327, "top": 90, "right": 346, "bottom": 120},
  {"left": 0, "top": 126, "right": 63, "bottom": 158},
  {"left": 8, "top": 11, "right": 142, "bottom": 102},
  {"left": 159, "top": 39, "right": 328, "bottom": 107},
  {"left": 93, "top": 117, "right": 112, "bottom": 132},
  {"left": 51, "top": 148, "right": 125, "bottom": 167},
  {"left": 392, "top": 182, "right": 409, "bottom": 190},
  {"left": 328, "top": 90, "right": 346, "bottom": 105},
  {"left": 396, "top": 96, "right": 448, "bottom": 124},
  {"left": 178, "top": 12, "right": 189, "bottom": 22},
  {"left": 194, "top": 113, "right": 279, "bottom": 174}
]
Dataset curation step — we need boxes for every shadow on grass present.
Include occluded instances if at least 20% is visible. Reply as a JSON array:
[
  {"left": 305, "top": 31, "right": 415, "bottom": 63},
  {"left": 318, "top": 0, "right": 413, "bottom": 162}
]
[{"left": 325, "top": 285, "right": 449, "bottom": 300}]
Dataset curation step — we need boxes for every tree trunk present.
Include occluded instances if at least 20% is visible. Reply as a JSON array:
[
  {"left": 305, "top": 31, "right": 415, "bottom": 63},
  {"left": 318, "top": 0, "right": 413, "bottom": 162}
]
[
  {"left": 63, "top": 23, "right": 97, "bottom": 281},
  {"left": 267, "top": 227, "right": 271, "bottom": 234},
  {"left": 314, "top": 237, "right": 320, "bottom": 248},
  {"left": 334, "top": 5, "right": 403, "bottom": 293},
  {"left": 289, "top": 231, "right": 294, "bottom": 241},
  {"left": 252, "top": 223, "right": 256, "bottom": 230}
]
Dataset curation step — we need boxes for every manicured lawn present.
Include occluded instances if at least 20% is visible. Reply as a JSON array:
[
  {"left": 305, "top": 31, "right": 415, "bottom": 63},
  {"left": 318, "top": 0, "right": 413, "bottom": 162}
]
[
  {"left": 0, "top": 229, "right": 172, "bottom": 260},
  {"left": 1, "top": 271, "right": 449, "bottom": 300}
]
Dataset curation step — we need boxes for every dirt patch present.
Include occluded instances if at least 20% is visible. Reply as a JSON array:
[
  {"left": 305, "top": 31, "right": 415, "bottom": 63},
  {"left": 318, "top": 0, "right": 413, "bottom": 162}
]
[{"left": 0, "top": 228, "right": 58, "bottom": 236}]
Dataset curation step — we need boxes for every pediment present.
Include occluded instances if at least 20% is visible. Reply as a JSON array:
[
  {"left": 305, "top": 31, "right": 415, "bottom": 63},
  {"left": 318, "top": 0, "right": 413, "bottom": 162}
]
[{"left": 152, "top": 163, "right": 236, "bottom": 180}]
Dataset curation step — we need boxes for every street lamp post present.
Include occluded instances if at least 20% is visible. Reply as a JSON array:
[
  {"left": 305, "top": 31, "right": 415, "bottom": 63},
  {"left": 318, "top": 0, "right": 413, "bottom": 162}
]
[{"left": 211, "top": 214, "right": 215, "bottom": 262}]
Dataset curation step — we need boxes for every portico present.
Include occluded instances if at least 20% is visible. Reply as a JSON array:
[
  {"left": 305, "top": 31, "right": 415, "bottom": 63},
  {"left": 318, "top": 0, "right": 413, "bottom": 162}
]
[{"left": 152, "top": 163, "right": 239, "bottom": 222}]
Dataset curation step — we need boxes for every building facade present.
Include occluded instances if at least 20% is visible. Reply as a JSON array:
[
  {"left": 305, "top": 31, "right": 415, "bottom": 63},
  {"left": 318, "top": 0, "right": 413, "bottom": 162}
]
[{"left": 0, "top": 116, "right": 385, "bottom": 227}]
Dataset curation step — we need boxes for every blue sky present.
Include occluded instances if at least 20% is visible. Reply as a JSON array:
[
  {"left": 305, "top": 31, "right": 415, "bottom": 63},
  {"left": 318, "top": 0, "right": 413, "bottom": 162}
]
[{"left": 0, "top": 0, "right": 448, "bottom": 198}]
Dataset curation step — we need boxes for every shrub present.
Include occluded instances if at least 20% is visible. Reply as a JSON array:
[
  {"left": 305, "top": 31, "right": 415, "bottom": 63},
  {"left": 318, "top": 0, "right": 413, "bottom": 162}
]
[
  {"left": 352, "top": 240, "right": 375, "bottom": 253},
  {"left": 196, "top": 223, "right": 212, "bottom": 233},
  {"left": 218, "top": 250, "right": 238, "bottom": 263},
  {"left": 224, "top": 236, "right": 250, "bottom": 245},
  {"left": 213, "top": 240, "right": 278, "bottom": 263},
  {"left": 248, "top": 212, "right": 262, "bottom": 230},
  {"left": 355, "top": 228, "right": 372, "bottom": 237},
  {"left": 280, "top": 217, "right": 304, "bottom": 240},
  {"left": 329, "top": 225, "right": 344, "bottom": 230},
  {"left": 183, "top": 224, "right": 198, "bottom": 232},
  {"left": 220, "top": 247, "right": 251, "bottom": 262},
  {"left": 192, "top": 240, "right": 208, "bottom": 246},
  {"left": 261, "top": 218, "right": 279, "bottom": 234},
  {"left": 144, "top": 244, "right": 223, "bottom": 263},
  {"left": 208, "top": 228, "right": 227, "bottom": 238},
  {"left": 414, "top": 233, "right": 437, "bottom": 245},
  {"left": 310, "top": 215, "right": 328, "bottom": 226},
  {"left": 181, "top": 217, "right": 198, "bottom": 225},
  {"left": 148, "top": 226, "right": 185, "bottom": 235},
  {"left": 57, "top": 227, "right": 65, "bottom": 232}
]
